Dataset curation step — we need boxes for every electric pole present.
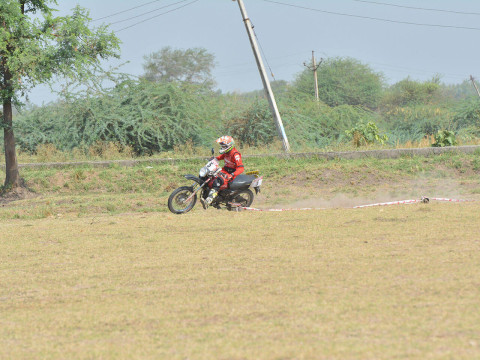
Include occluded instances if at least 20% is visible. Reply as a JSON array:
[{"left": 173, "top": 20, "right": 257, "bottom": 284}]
[
  {"left": 470, "top": 75, "right": 480, "bottom": 99},
  {"left": 233, "top": 0, "right": 290, "bottom": 152},
  {"left": 303, "top": 51, "right": 322, "bottom": 101}
]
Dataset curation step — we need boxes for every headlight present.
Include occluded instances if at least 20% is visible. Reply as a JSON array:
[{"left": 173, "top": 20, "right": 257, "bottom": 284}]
[{"left": 199, "top": 167, "right": 207, "bottom": 178}]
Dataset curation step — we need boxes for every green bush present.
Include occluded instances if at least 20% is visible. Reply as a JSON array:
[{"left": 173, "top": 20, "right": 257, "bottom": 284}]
[
  {"left": 381, "top": 105, "right": 453, "bottom": 144},
  {"left": 15, "top": 80, "right": 222, "bottom": 154},
  {"left": 381, "top": 77, "right": 442, "bottom": 109},
  {"left": 451, "top": 99, "right": 480, "bottom": 130},
  {"left": 432, "top": 130, "right": 457, "bottom": 147},
  {"left": 345, "top": 121, "right": 388, "bottom": 147},
  {"left": 224, "top": 100, "right": 276, "bottom": 146}
]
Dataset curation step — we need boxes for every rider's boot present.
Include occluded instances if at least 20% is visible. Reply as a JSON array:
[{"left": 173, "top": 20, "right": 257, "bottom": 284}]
[{"left": 201, "top": 189, "right": 218, "bottom": 209}]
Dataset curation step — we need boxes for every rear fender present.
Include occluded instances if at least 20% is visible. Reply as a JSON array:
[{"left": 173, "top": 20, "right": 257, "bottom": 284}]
[{"left": 250, "top": 176, "right": 263, "bottom": 188}]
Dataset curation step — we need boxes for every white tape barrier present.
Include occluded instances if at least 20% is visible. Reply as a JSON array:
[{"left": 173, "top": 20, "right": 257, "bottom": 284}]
[
  {"left": 429, "top": 197, "right": 474, "bottom": 202},
  {"left": 240, "top": 206, "right": 327, "bottom": 212},
  {"left": 236, "top": 196, "right": 476, "bottom": 212},
  {"left": 352, "top": 199, "right": 421, "bottom": 209}
]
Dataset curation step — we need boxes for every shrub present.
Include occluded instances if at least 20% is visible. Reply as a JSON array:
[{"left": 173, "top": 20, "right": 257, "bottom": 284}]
[
  {"left": 381, "top": 105, "right": 453, "bottom": 144},
  {"left": 224, "top": 100, "right": 276, "bottom": 147},
  {"left": 381, "top": 77, "right": 442, "bottom": 109},
  {"left": 345, "top": 121, "right": 388, "bottom": 147},
  {"left": 432, "top": 130, "right": 458, "bottom": 147},
  {"left": 14, "top": 80, "right": 222, "bottom": 154},
  {"left": 451, "top": 99, "right": 480, "bottom": 130}
]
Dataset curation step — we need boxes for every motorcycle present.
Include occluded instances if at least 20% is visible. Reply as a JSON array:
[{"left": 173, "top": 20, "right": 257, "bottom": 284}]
[{"left": 167, "top": 152, "right": 263, "bottom": 214}]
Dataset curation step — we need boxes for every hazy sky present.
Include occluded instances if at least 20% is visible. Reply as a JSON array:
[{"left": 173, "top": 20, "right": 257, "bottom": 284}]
[{"left": 27, "top": 0, "right": 480, "bottom": 105}]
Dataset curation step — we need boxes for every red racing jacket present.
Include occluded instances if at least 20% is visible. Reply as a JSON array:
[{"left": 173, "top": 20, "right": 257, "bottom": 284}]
[{"left": 215, "top": 147, "right": 244, "bottom": 181}]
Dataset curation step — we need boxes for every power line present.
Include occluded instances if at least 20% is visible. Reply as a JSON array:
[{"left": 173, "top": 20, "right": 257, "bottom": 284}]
[
  {"left": 261, "top": 0, "right": 480, "bottom": 31},
  {"left": 351, "top": 0, "right": 480, "bottom": 16},
  {"left": 216, "top": 57, "right": 464, "bottom": 81},
  {"left": 368, "top": 61, "right": 466, "bottom": 78},
  {"left": 251, "top": 25, "right": 276, "bottom": 80},
  {"left": 92, "top": 0, "right": 165, "bottom": 22},
  {"left": 109, "top": 0, "right": 190, "bottom": 26},
  {"left": 214, "top": 57, "right": 468, "bottom": 84},
  {"left": 114, "top": 0, "right": 199, "bottom": 32}
]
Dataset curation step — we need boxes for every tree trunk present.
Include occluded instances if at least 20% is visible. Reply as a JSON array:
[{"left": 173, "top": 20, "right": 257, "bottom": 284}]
[{"left": 2, "top": 70, "right": 20, "bottom": 189}]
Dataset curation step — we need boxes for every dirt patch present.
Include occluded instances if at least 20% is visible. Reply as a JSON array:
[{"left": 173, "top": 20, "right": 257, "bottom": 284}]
[{"left": 0, "top": 186, "right": 37, "bottom": 205}]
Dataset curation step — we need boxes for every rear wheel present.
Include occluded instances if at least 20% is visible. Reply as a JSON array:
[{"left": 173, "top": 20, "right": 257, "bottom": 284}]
[
  {"left": 168, "top": 186, "right": 197, "bottom": 214},
  {"left": 227, "top": 189, "right": 254, "bottom": 210}
]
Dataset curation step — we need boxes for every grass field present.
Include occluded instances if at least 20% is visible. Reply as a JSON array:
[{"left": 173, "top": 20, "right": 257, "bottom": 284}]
[
  {"left": 1, "top": 202, "right": 479, "bottom": 359},
  {"left": 2, "top": 151, "right": 480, "bottom": 219},
  {"left": 1, "top": 153, "right": 480, "bottom": 359}
]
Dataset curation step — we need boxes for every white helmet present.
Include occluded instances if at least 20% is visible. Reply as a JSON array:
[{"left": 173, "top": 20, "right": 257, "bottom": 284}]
[{"left": 216, "top": 135, "right": 234, "bottom": 154}]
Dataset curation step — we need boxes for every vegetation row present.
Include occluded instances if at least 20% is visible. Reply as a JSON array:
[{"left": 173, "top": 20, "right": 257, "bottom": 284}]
[{"left": 9, "top": 55, "right": 480, "bottom": 157}]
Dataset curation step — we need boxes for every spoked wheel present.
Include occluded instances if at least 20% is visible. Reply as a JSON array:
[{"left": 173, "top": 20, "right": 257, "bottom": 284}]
[
  {"left": 168, "top": 186, "right": 197, "bottom": 214},
  {"left": 227, "top": 189, "right": 254, "bottom": 211}
]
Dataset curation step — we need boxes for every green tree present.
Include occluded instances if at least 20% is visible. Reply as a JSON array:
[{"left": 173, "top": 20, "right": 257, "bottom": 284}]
[
  {"left": 441, "top": 79, "right": 478, "bottom": 100},
  {"left": 380, "top": 77, "right": 442, "bottom": 109},
  {"left": 142, "top": 46, "right": 216, "bottom": 88},
  {"left": 0, "top": 0, "right": 120, "bottom": 188},
  {"left": 293, "top": 57, "right": 384, "bottom": 109}
]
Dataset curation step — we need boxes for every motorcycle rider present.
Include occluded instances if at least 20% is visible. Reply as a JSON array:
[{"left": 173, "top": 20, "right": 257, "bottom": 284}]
[{"left": 201, "top": 135, "right": 244, "bottom": 208}]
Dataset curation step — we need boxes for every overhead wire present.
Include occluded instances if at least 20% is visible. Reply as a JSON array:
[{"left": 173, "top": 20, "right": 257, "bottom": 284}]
[
  {"left": 92, "top": 0, "right": 165, "bottom": 22},
  {"left": 261, "top": 0, "right": 480, "bottom": 31},
  {"left": 317, "top": 49, "right": 468, "bottom": 79},
  {"left": 93, "top": 0, "right": 475, "bottom": 85},
  {"left": 351, "top": 0, "right": 480, "bottom": 16},
  {"left": 214, "top": 55, "right": 469, "bottom": 83},
  {"left": 215, "top": 51, "right": 306, "bottom": 71},
  {"left": 114, "top": 0, "right": 200, "bottom": 32},
  {"left": 109, "top": 0, "right": 190, "bottom": 26},
  {"left": 251, "top": 24, "right": 276, "bottom": 80}
]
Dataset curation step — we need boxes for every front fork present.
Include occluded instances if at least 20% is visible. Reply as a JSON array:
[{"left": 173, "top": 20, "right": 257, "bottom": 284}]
[
  {"left": 183, "top": 179, "right": 209, "bottom": 204},
  {"left": 182, "top": 168, "right": 222, "bottom": 204}
]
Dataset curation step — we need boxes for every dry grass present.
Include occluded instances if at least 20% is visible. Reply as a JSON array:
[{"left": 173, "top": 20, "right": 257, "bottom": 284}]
[{"left": 1, "top": 202, "right": 479, "bottom": 359}]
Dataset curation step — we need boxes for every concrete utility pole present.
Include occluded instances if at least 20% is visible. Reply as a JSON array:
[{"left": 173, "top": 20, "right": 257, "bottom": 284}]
[
  {"left": 303, "top": 51, "right": 322, "bottom": 101},
  {"left": 470, "top": 75, "right": 480, "bottom": 99},
  {"left": 233, "top": 0, "right": 290, "bottom": 152}
]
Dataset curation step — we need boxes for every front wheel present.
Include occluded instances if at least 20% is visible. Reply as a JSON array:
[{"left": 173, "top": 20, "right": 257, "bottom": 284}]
[
  {"left": 168, "top": 186, "right": 197, "bottom": 214},
  {"left": 227, "top": 189, "right": 254, "bottom": 210}
]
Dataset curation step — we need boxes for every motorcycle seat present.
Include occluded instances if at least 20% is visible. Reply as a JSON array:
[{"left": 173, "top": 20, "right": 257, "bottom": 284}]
[{"left": 229, "top": 174, "right": 256, "bottom": 190}]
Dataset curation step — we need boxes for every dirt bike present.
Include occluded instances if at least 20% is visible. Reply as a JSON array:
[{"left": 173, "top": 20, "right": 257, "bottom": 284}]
[{"left": 167, "top": 155, "right": 263, "bottom": 214}]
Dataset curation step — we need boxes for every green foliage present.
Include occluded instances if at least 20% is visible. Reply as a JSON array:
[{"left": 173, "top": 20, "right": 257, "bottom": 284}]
[
  {"left": 442, "top": 79, "right": 479, "bottom": 100},
  {"left": 0, "top": 1, "right": 120, "bottom": 104},
  {"left": 224, "top": 100, "right": 276, "bottom": 146},
  {"left": 1, "top": 0, "right": 120, "bottom": 186},
  {"left": 15, "top": 80, "right": 222, "bottom": 154},
  {"left": 142, "top": 46, "right": 216, "bottom": 88},
  {"left": 277, "top": 93, "right": 379, "bottom": 147},
  {"left": 451, "top": 98, "right": 480, "bottom": 129},
  {"left": 9, "top": 36, "right": 480, "bottom": 157},
  {"left": 432, "top": 130, "right": 458, "bottom": 147},
  {"left": 345, "top": 121, "right": 388, "bottom": 147},
  {"left": 292, "top": 57, "right": 384, "bottom": 109},
  {"left": 382, "top": 105, "right": 452, "bottom": 144},
  {"left": 381, "top": 77, "right": 442, "bottom": 109}
]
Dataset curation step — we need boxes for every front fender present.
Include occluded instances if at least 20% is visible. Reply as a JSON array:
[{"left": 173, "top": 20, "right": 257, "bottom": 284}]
[{"left": 184, "top": 174, "right": 202, "bottom": 185}]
